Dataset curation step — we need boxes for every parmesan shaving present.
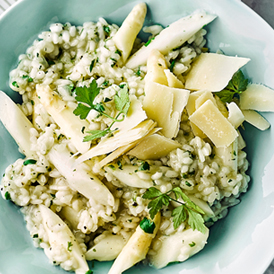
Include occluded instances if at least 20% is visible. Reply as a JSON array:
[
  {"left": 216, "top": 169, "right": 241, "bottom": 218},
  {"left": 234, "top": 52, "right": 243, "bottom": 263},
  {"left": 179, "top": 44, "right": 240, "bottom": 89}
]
[
  {"left": 189, "top": 100, "right": 238, "bottom": 147},
  {"left": 185, "top": 53, "right": 250, "bottom": 92}
]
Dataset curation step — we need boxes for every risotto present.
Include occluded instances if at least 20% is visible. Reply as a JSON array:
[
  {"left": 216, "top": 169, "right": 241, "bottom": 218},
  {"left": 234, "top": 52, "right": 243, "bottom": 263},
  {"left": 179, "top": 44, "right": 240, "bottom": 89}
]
[{"left": 0, "top": 3, "right": 272, "bottom": 274}]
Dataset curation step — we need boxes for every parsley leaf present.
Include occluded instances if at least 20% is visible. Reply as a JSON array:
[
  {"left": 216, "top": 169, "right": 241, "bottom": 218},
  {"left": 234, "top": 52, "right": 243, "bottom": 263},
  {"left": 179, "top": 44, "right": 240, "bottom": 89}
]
[
  {"left": 83, "top": 129, "right": 110, "bottom": 142},
  {"left": 147, "top": 195, "right": 170, "bottom": 219},
  {"left": 73, "top": 103, "right": 92, "bottom": 120},
  {"left": 142, "top": 187, "right": 162, "bottom": 200},
  {"left": 215, "top": 70, "right": 248, "bottom": 103},
  {"left": 187, "top": 208, "right": 207, "bottom": 234},
  {"left": 74, "top": 79, "right": 100, "bottom": 110},
  {"left": 74, "top": 80, "right": 131, "bottom": 142},
  {"left": 142, "top": 187, "right": 207, "bottom": 233},
  {"left": 140, "top": 217, "right": 156, "bottom": 234},
  {"left": 172, "top": 205, "right": 187, "bottom": 229},
  {"left": 114, "top": 84, "right": 130, "bottom": 115}
]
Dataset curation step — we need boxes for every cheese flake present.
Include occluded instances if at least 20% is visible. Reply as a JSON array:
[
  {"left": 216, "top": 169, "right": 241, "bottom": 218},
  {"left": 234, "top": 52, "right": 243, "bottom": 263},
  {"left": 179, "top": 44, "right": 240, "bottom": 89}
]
[
  {"left": 189, "top": 100, "right": 238, "bottom": 147},
  {"left": 185, "top": 53, "right": 250, "bottom": 92},
  {"left": 143, "top": 81, "right": 190, "bottom": 138}
]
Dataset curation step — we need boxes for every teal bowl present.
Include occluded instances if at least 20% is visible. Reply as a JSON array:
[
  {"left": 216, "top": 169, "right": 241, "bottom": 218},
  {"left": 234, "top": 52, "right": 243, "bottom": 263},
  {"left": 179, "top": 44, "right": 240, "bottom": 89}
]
[{"left": 1, "top": 0, "right": 274, "bottom": 273}]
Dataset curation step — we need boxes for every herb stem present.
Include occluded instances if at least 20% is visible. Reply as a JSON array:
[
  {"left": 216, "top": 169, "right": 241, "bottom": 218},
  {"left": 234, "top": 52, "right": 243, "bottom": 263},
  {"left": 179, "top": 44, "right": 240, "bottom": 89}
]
[
  {"left": 168, "top": 196, "right": 185, "bottom": 206},
  {"left": 101, "top": 111, "right": 124, "bottom": 123}
]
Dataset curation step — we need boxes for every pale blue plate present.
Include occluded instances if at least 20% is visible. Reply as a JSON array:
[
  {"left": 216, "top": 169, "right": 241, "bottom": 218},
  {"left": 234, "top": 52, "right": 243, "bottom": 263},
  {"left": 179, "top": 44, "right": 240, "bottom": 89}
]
[{"left": 1, "top": 0, "right": 274, "bottom": 273}]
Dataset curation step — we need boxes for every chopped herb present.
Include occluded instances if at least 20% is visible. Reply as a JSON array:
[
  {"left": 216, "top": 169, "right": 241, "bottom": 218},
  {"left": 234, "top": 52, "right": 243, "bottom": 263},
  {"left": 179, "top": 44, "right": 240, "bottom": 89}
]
[
  {"left": 135, "top": 66, "right": 142, "bottom": 77},
  {"left": 215, "top": 70, "right": 248, "bottom": 103},
  {"left": 170, "top": 59, "right": 176, "bottom": 72},
  {"left": 81, "top": 126, "right": 85, "bottom": 134},
  {"left": 189, "top": 241, "right": 196, "bottom": 247},
  {"left": 117, "top": 160, "right": 123, "bottom": 170},
  {"left": 4, "top": 191, "right": 11, "bottom": 200},
  {"left": 22, "top": 75, "right": 33, "bottom": 82},
  {"left": 23, "top": 159, "right": 37, "bottom": 166},
  {"left": 33, "top": 234, "right": 39, "bottom": 238},
  {"left": 144, "top": 37, "right": 155, "bottom": 47},
  {"left": 139, "top": 161, "right": 150, "bottom": 171},
  {"left": 115, "top": 49, "right": 122, "bottom": 56},
  {"left": 110, "top": 58, "right": 117, "bottom": 67},
  {"left": 102, "top": 80, "right": 109, "bottom": 87},
  {"left": 103, "top": 25, "right": 111, "bottom": 36},
  {"left": 47, "top": 59, "right": 55, "bottom": 65},
  {"left": 67, "top": 241, "right": 73, "bottom": 252},
  {"left": 85, "top": 270, "right": 94, "bottom": 274},
  {"left": 140, "top": 217, "right": 156, "bottom": 234},
  {"left": 68, "top": 83, "right": 75, "bottom": 93},
  {"left": 31, "top": 100, "right": 34, "bottom": 105},
  {"left": 57, "top": 134, "right": 65, "bottom": 140},
  {"left": 92, "top": 248, "right": 96, "bottom": 252},
  {"left": 142, "top": 187, "right": 207, "bottom": 233},
  {"left": 108, "top": 164, "right": 115, "bottom": 170},
  {"left": 12, "top": 81, "right": 19, "bottom": 88},
  {"left": 188, "top": 170, "right": 195, "bottom": 175},
  {"left": 185, "top": 181, "right": 192, "bottom": 187},
  {"left": 104, "top": 97, "right": 112, "bottom": 103},
  {"left": 89, "top": 59, "right": 96, "bottom": 73}
]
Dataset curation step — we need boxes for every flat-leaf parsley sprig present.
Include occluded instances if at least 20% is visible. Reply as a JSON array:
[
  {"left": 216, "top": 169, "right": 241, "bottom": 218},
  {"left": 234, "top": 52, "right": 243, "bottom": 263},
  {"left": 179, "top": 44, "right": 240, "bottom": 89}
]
[
  {"left": 142, "top": 187, "right": 207, "bottom": 233},
  {"left": 73, "top": 79, "right": 131, "bottom": 142}
]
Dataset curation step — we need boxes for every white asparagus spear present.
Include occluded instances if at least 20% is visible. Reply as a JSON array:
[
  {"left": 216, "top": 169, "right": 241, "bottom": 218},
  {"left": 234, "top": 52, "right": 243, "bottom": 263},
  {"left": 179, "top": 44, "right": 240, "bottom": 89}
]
[
  {"left": 36, "top": 85, "right": 90, "bottom": 154},
  {"left": 126, "top": 11, "right": 216, "bottom": 69},
  {"left": 108, "top": 213, "right": 161, "bottom": 274},
  {"left": 0, "top": 90, "right": 35, "bottom": 158},
  {"left": 48, "top": 144, "right": 115, "bottom": 206},
  {"left": 39, "top": 204, "right": 89, "bottom": 274},
  {"left": 113, "top": 3, "right": 147, "bottom": 63}
]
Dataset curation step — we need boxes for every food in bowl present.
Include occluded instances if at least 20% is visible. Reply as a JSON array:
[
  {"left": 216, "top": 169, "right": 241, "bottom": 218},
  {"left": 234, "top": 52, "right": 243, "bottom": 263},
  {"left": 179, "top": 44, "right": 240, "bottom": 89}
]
[{"left": 0, "top": 2, "right": 274, "bottom": 274}]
